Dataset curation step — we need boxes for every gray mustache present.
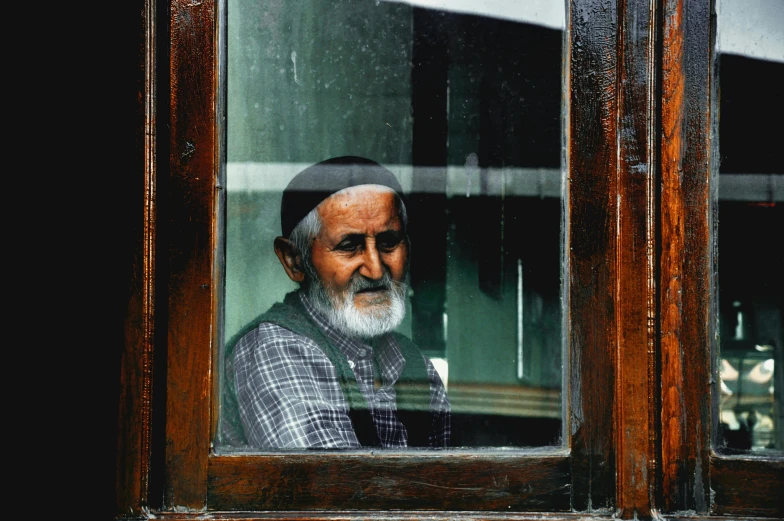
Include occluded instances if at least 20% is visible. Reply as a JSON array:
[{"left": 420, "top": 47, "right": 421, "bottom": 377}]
[
  {"left": 349, "top": 273, "right": 392, "bottom": 292},
  {"left": 348, "top": 271, "right": 407, "bottom": 295}
]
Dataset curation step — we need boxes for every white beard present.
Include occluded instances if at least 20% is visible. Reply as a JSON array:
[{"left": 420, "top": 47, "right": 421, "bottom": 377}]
[{"left": 307, "top": 271, "right": 407, "bottom": 339}]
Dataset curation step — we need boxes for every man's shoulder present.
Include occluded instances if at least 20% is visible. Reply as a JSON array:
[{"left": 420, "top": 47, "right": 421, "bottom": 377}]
[
  {"left": 226, "top": 316, "right": 340, "bottom": 366},
  {"left": 233, "top": 321, "right": 326, "bottom": 360},
  {"left": 226, "top": 292, "right": 309, "bottom": 351},
  {"left": 243, "top": 321, "right": 300, "bottom": 341}
]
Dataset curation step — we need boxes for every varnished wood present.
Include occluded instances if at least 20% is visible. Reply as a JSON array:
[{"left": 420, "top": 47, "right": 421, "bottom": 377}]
[
  {"left": 710, "top": 456, "right": 784, "bottom": 518},
  {"left": 146, "top": 513, "right": 624, "bottom": 521},
  {"left": 211, "top": 0, "right": 229, "bottom": 457},
  {"left": 164, "top": 0, "right": 218, "bottom": 510},
  {"left": 567, "top": 0, "right": 618, "bottom": 512},
  {"left": 208, "top": 453, "right": 570, "bottom": 512},
  {"left": 615, "top": 0, "right": 657, "bottom": 517},
  {"left": 116, "top": 0, "right": 156, "bottom": 517},
  {"left": 127, "top": 511, "right": 784, "bottom": 521},
  {"left": 147, "top": 513, "right": 622, "bottom": 521},
  {"left": 660, "top": 0, "right": 713, "bottom": 513},
  {"left": 114, "top": 0, "right": 784, "bottom": 518}
]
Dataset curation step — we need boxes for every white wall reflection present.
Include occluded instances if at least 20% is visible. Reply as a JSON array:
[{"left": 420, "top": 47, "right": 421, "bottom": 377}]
[
  {"left": 718, "top": 0, "right": 784, "bottom": 62},
  {"left": 381, "top": 0, "right": 565, "bottom": 29}
]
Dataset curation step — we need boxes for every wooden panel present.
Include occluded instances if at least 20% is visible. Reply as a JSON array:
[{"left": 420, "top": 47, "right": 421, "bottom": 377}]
[
  {"left": 116, "top": 0, "right": 156, "bottom": 516},
  {"left": 164, "top": 0, "right": 218, "bottom": 510},
  {"left": 144, "top": 514, "right": 630, "bottom": 521},
  {"left": 146, "top": 513, "right": 613, "bottom": 521},
  {"left": 615, "top": 0, "right": 657, "bottom": 517},
  {"left": 711, "top": 457, "right": 784, "bottom": 518},
  {"left": 568, "top": 0, "right": 618, "bottom": 512},
  {"left": 121, "top": 511, "right": 784, "bottom": 521},
  {"left": 208, "top": 453, "right": 570, "bottom": 511},
  {"left": 660, "top": 0, "right": 713, "bottom": 513}
]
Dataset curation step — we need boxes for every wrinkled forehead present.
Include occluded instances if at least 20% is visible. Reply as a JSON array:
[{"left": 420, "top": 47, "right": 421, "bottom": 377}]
[
  {"left": 317, "top": 184, "right": 405, "bottom": 225},
  {"left": 326, "top": 183, "right": 397, "bottom": 200}
]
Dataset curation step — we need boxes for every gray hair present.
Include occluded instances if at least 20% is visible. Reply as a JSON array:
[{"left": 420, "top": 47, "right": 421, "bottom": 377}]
[
  {"left": 288, "top": 189, "right": 409, "bottom": 284},
  {"left": 288, "top": 207, "right": 321, "bottom": 273}
]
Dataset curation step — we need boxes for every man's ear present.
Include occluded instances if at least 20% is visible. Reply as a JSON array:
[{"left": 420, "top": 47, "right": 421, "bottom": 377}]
[{"left": 274, "top": 237, "right": 306, "bottom": 283}]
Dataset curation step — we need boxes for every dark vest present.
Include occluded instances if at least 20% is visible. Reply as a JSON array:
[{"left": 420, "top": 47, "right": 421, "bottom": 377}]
[{"left": 222, "top": 291, "right": 434, "bottom": 447}]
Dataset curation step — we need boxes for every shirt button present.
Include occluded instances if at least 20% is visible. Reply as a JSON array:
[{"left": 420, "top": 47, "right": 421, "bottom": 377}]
[
  {"left": 358, "top": 348, "right": 367, "bottom": 357},
  {"left": 348, "top": 360, "right": 356, "bottom": 369}
]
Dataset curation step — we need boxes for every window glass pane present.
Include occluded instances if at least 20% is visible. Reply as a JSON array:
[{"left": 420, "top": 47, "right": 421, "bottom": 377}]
[
  {"left": 716, "top": 0, "right": 783, "bottom": 454},
  {"left": 217, "top": 0, "right": 565, "bottom": 451}
]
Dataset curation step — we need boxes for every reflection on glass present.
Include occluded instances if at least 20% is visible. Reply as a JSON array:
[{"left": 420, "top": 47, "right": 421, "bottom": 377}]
[
  {"left": 218, "top": 0, "right": 565, "bottom": 451},
  {"left": 716, "top": 0, "right": 783, "bottom": 453}
]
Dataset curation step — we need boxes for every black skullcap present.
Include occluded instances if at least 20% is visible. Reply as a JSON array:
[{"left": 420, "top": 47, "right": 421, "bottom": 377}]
[{"left": 280, "top": 156, "right": 405, "bottom": 238}]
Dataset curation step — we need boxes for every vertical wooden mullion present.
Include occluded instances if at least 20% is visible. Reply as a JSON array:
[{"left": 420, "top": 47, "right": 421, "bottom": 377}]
[
  {"left": 117, "top": 0, "right": 156, "bottom": 516},
  {"left": 615, "top": 0, "right": 658, "bottom": 517},
  {"left": 165, "top": 0, "right": 217, "bottom": 510},
  {"left": 568, "top": 0, "right": 618, "bottom": 512},
  {"left": 659, "top": 0, "right": 712, "bottom": 513}
]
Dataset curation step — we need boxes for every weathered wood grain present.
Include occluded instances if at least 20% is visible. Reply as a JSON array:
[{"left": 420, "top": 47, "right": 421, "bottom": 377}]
[
  {"left": 116, "top": 0, "right": 157, "bottom": 517},
  {"left": 208, "top": 453, "right": 570, "bottom": 512},
  {"left": 164, "top": 0, "right": 218, "bottom": 510},
  {"left": 615, "top": 0, "right": 657, "bottom": 516},
  {"left": 711, "top": 456, "right": 784, "bottom": 518},
  {"left": 568, "top": 0, "right": 618, "bottom": 513},
  {"left": 660, "top": 0, "right": 713, "bottom": 513},
  {"left": 115, "top": 0, "right": 784, "bottom": 518}
]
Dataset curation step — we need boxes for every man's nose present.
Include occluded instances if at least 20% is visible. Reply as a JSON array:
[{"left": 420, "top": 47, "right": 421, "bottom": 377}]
[{"left": 359, "top": 241, "right": 384, "bottom": 280}]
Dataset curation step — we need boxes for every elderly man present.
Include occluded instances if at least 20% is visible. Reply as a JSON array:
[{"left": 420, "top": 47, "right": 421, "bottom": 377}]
[{"left": 221, "top": 156, "right": 450, "bottom": 449}]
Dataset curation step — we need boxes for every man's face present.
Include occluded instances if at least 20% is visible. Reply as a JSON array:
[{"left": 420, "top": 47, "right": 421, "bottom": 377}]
[{"left": 310, "top": 186, "right": 408, "bottom": 317}]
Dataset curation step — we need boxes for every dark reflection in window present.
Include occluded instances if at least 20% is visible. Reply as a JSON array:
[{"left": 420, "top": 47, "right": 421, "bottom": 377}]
[
  {"left": 408, "top": 8, "right": 563, "bottom": 447},
  {"left": 219, "top": 0, "right": 564, "bottom": 450}
]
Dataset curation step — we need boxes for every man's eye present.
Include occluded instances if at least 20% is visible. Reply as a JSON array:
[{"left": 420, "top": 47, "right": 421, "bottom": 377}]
[
  {"left": 335, "top": 240, "right": 361, "bottom": 252},
  {"left": 377, "top": 234, "right": 402, "bottom": 251}
]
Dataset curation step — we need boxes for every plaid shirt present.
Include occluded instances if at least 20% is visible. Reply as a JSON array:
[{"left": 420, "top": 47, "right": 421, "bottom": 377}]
[{"left": 227, "top": 292, "right": 450, "bottom": 449}]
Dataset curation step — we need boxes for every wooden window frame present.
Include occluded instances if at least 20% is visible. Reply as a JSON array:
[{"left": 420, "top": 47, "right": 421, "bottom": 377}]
[{"left": 115, "top": 0, "right": 783, "bottom": 519}]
